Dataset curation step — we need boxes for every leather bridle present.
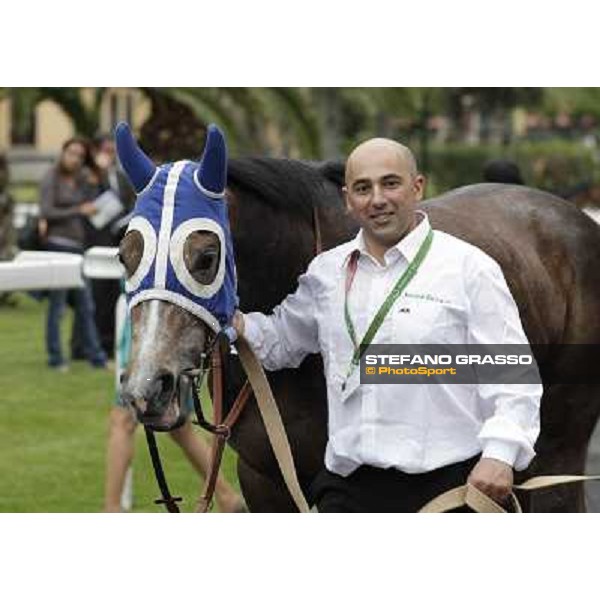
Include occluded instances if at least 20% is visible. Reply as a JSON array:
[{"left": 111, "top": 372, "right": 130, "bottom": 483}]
[{"left": 143, "top": 328, "right": 253, "bottom": 513}]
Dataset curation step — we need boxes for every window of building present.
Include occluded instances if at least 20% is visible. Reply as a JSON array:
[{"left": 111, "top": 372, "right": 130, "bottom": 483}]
[
  {"left": 103, "top": 89, "right": 136, "bottom": 132},
  {"left": 10, "top": 99, "right": 36, "bottom": 146}
]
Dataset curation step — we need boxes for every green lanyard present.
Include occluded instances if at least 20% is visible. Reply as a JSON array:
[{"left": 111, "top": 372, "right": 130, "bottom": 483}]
[{"left": 342, "top": 227, "right": 434, "bottom": 389}]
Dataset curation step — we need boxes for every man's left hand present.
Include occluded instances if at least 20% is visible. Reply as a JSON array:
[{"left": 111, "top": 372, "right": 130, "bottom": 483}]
[{"left": 467, "top": 458, "right": 513, "bottom": 503}]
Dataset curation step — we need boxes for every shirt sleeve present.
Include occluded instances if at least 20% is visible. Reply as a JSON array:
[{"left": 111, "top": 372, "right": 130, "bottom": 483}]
[
  {"left": 466, "top": 253, "right": 542, "bottom": 471},
  {"left": 243, "top": 259, "right": 320, "bottom": 371}
]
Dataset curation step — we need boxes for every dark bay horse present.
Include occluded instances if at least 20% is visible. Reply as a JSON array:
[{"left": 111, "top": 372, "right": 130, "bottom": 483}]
[{"left": 123, "top": 153, "right": 600, "bottom": 512}]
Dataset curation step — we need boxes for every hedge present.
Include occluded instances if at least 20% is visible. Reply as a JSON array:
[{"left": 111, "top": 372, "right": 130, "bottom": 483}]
[{"left": 423, "top": 140, "right": 598, "bottom": 197}]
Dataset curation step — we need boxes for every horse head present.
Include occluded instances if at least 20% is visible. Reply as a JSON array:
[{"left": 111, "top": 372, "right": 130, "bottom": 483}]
[{"left": 115, "top": 122, "right": 237, "bottom": 430}]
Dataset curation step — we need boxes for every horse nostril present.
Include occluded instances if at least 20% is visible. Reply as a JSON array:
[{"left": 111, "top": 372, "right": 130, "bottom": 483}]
[
  {"left": 121, "top": 370, "right": 176, "bottom": 417},
  {"left": 147, "top": 371, "right": 176, "bottom": 413}
]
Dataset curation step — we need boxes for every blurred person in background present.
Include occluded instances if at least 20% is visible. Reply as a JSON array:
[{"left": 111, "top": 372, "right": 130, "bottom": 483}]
[
  {"left": 0, "top": 154, "right": 16, "bottom": 306},
  {"left": 38, "top": 137, "right": 107, "bottom": 371},
  {"left": 0, "top": 153, "right": 15, "bottom": 261},
  {"left": 71, "top": 134, "right": 135, "bottom": 360}
]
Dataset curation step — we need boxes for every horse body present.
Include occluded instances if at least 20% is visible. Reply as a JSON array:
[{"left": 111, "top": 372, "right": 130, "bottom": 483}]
[{"left": 224, "top": 168, "right": 600, "bottom": 512}]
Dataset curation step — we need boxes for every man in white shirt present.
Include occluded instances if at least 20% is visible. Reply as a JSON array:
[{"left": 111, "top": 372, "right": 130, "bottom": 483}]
[{"left": 233, "top": 138, "right": 541, "bottom": 512}]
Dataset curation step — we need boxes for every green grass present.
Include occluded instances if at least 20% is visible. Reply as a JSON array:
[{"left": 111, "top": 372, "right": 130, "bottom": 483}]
[
  {"left": 0, "top": 293, "right": 240, "bottom": 512},
  {"left": 9, "top": 182, "right": 38, "bottom": 204}
]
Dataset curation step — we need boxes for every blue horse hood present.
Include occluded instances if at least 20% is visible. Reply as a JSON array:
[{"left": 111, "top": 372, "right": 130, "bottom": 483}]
[{"left": 116, "top": 123, "right": 238, "bottom": 332}]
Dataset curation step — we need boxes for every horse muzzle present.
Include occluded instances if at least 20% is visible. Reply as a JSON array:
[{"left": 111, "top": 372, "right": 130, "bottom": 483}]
[{"left": 121, "top": 369, "right": 185, "bottom": 431}]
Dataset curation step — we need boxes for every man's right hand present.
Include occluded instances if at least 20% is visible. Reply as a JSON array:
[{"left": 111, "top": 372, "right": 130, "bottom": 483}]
[{"left": 232, "top": 310, "right": 245, "bottom": 338}]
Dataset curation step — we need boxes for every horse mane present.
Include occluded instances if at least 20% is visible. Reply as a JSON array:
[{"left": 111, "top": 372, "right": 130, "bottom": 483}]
[{"left": 226, "top": 157, "right": 345, "bottom": 219}]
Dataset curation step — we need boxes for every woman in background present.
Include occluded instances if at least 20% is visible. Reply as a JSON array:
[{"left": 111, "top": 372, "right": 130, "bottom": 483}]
[{"left": 38, "top": 137, "right": 107, "bottom": 371}]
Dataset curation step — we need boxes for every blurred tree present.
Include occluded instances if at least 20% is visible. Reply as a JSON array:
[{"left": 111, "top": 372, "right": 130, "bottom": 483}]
[
  {"left": 137, "top": 88, "right": 208, "bottom": 162},
  {"left": 337, "top": 88, "right": 445, "bottom": 170},
  {"left": 158, "top": 88, "right": 448, "bottom": 161},
  {"left": 12, "top": 87, "right": 598, "bottom": 165},
  {"left": 444, "top": 88, "right": 544, "bottom": 144},
  {"left": 2, "top": 87, "right": 107, "bottom": 139},
  {"left": 4, "top": 88, "right": 40, "bottom": 144},
  {"left": 543, "top": 87, "right": 600, "bottom": 144},
  {"left": 543, "top": 88, "right": 600, "bottom": 119},
  {"left": 148, "top": 87, "right": 321, "bottom": 158}
]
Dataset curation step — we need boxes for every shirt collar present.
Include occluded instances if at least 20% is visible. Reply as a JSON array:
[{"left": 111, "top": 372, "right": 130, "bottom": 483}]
[{"left": 343, "top": 210, "right": 430, "bottom": 268}]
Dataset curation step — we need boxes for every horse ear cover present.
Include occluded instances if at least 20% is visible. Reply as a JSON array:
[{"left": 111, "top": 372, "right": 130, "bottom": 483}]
[
  {"left": 196, "top": 124, "right": 227, "bottom": 195},
  {"left": 115, "top": 122, "right": 157, "bottom": 194}
]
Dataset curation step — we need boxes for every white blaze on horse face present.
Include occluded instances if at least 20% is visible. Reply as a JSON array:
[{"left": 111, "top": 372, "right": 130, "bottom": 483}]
[
  {"left": 138, "top": 300, "right": 163, "bottom": 369},
  {"left": 125, "top": 300, "right": 168, "bottom": 405}
]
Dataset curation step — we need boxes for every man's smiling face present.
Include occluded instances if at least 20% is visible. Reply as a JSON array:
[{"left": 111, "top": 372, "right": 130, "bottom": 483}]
[{"left": 344, "top": 139, "right": 425, "bottom": 255}]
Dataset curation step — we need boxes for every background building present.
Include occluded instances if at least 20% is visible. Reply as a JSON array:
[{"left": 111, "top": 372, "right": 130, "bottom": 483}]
[{"left": 0, "top": 88, "right": 150, "bottom": 184}]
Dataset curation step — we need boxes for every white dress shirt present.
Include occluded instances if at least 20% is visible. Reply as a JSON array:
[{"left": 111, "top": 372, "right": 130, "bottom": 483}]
[{"left": 244, "top": 213, "right": 542, "bottom": 476}]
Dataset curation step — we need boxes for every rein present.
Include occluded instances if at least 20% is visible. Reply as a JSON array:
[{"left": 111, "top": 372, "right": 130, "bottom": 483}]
[{"left": 190, "top": 335, "right": 253, "bottom": 513}]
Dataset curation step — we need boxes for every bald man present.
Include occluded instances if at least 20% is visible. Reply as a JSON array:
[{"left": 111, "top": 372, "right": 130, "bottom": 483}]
[
  {"left": 233, "top": 138, "right": 541, "bottom": 512},
  {"left": 343, "top": 138, "right": 423, "bottom": 260}
]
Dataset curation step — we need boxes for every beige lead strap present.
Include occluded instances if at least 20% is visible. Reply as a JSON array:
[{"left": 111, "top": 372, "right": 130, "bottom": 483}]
[
  {"left": 514, "top": 474, "right": 600, "bottom": 490},
  {"left": 236, "top": 335, "right": 311, "bottom": 513},
  {"left": 419, "top": 484, "right": 521, "bottom": 513},
  {"left": 419, "top": 475, "right": 600, "bottom": 513}
]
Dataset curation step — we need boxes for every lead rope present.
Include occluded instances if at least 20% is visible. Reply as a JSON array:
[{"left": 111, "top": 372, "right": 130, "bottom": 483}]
[
  {"left": 236, "top": 336, "right": 311, "bottom": 513},
  {"left": 419, "top": 475, "right": 600, "bottom": 513}
]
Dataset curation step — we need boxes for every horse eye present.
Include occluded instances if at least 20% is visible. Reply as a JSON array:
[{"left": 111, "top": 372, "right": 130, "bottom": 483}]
[
  {"left": 195, "top": 251, "right": 217, "bottom": 271},
  {"left": 183, "top": 232, "right": 220, "bottom": 285}
]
